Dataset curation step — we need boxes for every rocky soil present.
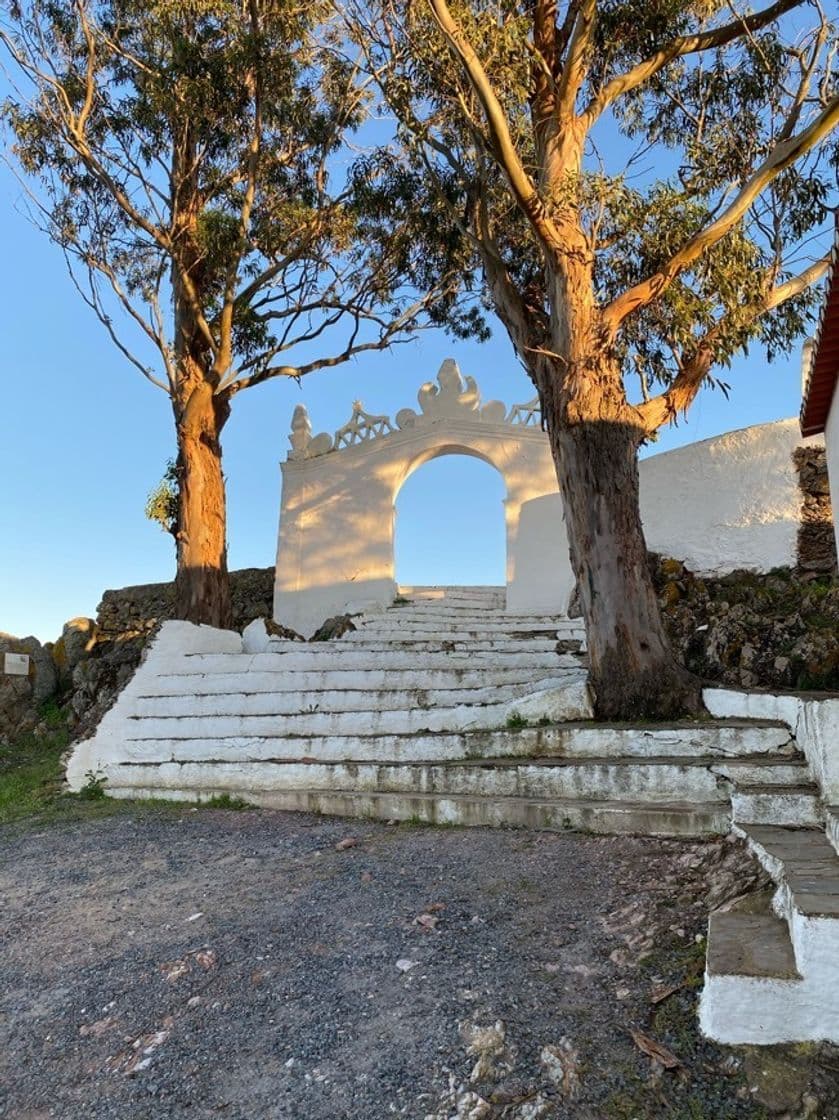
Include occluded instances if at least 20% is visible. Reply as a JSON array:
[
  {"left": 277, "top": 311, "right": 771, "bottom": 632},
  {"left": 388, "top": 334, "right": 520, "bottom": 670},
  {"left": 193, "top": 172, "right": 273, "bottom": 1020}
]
[
  {"left": 653, "top": 559, "right": 839, "bottom": 693},
  {"left": 2, "top": 807, "right": 837, "bottom": 1120}
]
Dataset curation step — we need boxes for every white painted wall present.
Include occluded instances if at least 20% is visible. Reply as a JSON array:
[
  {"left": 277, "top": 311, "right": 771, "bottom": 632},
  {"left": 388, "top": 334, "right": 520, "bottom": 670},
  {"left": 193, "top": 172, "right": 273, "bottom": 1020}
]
[
  {"left": 640, "top": 419, "right": 821, "bottom": 575},
  {"left": 826, "top": 390, "right": 839, "bottom": 562},
  {"left": 512, "top": 419, "right": 824, "bottom": 613}
]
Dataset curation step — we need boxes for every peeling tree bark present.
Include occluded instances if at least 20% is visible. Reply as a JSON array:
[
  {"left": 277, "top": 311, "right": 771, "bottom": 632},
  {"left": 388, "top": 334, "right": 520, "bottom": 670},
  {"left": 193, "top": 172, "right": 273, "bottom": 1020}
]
[
  {"left": 546, "top": 410, "right": 702, "bottom": 719},
  {"left": 530, "top": 264, "right": 702, "bottom": 720},
  {"left": 173, "top": 379, "right": 232, "bottom": 630}
]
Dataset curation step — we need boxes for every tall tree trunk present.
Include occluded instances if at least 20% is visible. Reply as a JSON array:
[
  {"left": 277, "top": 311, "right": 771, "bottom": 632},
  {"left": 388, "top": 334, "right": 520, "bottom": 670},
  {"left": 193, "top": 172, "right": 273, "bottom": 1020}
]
[
  {"left": 549, "top": 412, "right": 702, "bottom": 719},
  {"left": 173, "top": 380, "right": 232, "bottom": 629}
]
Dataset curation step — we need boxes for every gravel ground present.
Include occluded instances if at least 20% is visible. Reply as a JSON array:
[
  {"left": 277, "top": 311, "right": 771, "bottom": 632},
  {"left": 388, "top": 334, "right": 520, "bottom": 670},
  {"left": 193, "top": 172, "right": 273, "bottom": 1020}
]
[{"left": 1, "top": 807, "right": 838, "bottom": 1120}]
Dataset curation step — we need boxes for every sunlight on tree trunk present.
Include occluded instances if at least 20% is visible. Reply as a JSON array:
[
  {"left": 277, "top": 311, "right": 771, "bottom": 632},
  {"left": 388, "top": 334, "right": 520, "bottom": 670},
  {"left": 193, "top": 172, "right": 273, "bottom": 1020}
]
[{"left": 173, "top": 382, "right": 231, "bottom": 629}]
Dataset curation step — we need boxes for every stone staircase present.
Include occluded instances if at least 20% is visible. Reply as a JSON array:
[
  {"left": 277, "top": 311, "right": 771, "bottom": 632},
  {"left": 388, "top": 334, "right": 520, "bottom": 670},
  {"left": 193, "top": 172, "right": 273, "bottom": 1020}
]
[
  {"left": 64, "top": 587, "right": 839, "bottom": 1042},
  {"left": 698, "top": 690, "right": 839, "bottom": 1044},
  {"left": 67, "top": 587, "right": 823, "bottom": 840}
]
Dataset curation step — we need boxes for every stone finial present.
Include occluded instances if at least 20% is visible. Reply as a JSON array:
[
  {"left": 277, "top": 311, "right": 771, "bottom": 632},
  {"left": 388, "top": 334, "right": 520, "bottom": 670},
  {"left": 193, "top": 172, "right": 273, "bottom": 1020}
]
[{"left": 288, "top": 403, "right": 312, "bottom": 460}]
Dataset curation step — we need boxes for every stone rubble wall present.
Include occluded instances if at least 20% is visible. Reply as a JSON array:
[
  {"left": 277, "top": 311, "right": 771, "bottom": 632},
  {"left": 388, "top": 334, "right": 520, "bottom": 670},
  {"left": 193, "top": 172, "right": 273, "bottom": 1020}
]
[
  {"left": 794, "top": 444, "right": 837, "bottom": 573},
  {"left": 96, "top": 567, "right": 274, "bottom": 636},
  {"left": 655, "top": 558, "right": 839, "bottom": 693}
]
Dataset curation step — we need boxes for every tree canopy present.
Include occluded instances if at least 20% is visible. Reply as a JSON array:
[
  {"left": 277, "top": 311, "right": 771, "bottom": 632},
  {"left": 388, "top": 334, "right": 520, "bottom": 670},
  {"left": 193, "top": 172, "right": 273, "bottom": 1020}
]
[
  {"left": 0, "top": 0, "right": 480, "bottom": 403},
  {"left": 346, "top": 0, "right": 838, "bottom": 429}
]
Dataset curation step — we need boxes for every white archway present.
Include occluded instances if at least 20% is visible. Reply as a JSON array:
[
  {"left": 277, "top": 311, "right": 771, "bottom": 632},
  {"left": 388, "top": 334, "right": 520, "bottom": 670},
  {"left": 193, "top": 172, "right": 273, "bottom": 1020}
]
[{"left": 273, "top": 359, "right": 575, "bottom": 635}]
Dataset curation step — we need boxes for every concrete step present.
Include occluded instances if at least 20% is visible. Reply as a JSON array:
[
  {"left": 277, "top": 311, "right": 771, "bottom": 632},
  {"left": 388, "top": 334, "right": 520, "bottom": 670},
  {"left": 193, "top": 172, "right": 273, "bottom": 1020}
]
[
  {"left": 706, "top": 897, "right": 800, "bottom": 981},
  {"left": 137, "top": 665, "right": 578, "bottom": 697},
  {"left": 115, "top": 721, "right": 795, "bottom": 765},
  {"left": 354, "top": 620, "right": 582, "bottom": 636},
  {"left": 163, "top": 649, "right": 572, "bottom": 674},
  {"left": 398, "top": 585, "right": 505, "bottom": 600},
  {"left": 740, "top": 824, "right": 839, "bottom": 922},
  {"left": 335, "top": 636, "right": 574, "bottom": 652},
  {"left": 825, "top": 806, "right": 839, "bottom": 857},
  {"left": 378, "top": 609, "right": 569, "bottom": 627},
  {"left": 108, "top": 754, "right": 807, "bottom": 805},
  {"left": 699, "top": 895, "right": 807, "bottom": 1044},
  {"left": 126, "top": 695, "right": 548, "bottom": 738},
  {"left": 131, "top": 680, "right": 572, "bottom": 717},
  {"left": 106, "top": 782, "right": 730, "bottom": 838},
  {"left": 732, "top": 785, "right": 822, "bottom": 827},
  {"left": 700, "top": 827, "right": 839, "bottom": 1044}
]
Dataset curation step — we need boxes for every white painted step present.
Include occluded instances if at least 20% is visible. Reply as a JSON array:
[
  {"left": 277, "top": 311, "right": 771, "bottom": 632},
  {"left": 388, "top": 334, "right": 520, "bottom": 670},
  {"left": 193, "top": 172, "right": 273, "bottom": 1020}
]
[
  {"left": 353, "top": 620, "right": 580, "bottom": 636},
  {"left": 335, "top": 636, "right": 573, "bottom": 652},
  {"left": 826, "top": 806, "right": 839, "bottom": 857},
  {"left": 700, "top": 824, "right": 839, "bottom": 1044},
  {"left": 167, "top": 649, "right": 572, "bottom": 673},
  {"left": 398, "top": 584, "right": 505, "bottom": 600},
  {"left": 732, "top": 786, "right": 822, "bottom": 827},
  {"left": 108, "top": 755, "right": 807, "bottom": 805},
  {"left": 127, "top": 696, "right": 541, "bottom": 737},
  {"left": 109, "top": 722, "right": 796, "bottom": 766},
  {"left": 378, "top": 607, "right": 574, "bottom": 621},
  {"left": 131, "top": 680, "right": 571, "bottom": 717},
  {"left": 137, "top": 665, "right": 578, "bottom": 697},
  {"left": 106, "top": 785, "right": 730, "bottom": 838}
]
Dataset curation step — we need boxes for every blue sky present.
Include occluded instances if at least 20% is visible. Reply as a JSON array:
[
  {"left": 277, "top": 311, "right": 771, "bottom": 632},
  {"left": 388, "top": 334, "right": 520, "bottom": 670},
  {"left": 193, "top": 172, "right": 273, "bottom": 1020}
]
[{"left": 0, "top": 155, "right": 812, "bottom": 643}]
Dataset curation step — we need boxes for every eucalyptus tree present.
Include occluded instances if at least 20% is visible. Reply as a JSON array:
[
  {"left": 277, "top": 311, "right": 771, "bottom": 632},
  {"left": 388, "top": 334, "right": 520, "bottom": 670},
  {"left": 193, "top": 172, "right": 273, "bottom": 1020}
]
[
  {"left": 346, "top": 0, "right": 839, "bottom": 717},
  {"left": 1, "top": 0, "right": 476, "bottom": 626}
]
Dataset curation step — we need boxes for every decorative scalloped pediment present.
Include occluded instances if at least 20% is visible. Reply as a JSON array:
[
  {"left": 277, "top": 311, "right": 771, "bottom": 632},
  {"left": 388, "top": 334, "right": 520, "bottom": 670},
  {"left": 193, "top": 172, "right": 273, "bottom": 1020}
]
[{"left": 286, "top": 359, "right": 541, "bottom": 460}]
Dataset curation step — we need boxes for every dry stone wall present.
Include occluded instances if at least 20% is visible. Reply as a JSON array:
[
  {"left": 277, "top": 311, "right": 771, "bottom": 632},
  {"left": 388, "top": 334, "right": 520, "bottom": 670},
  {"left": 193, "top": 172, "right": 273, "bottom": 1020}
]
[
  {"left": 794, "top": 445, "right": 837, "bottom": 574},
  {"left": 96, "top": 567, "right": 274, "bottom": 636}
]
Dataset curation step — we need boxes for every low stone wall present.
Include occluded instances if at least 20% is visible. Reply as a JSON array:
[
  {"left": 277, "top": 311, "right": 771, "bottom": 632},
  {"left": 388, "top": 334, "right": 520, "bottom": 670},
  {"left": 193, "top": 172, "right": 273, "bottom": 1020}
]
[{"left": 96, "top": 567, "right": 274, "bottom": 635}]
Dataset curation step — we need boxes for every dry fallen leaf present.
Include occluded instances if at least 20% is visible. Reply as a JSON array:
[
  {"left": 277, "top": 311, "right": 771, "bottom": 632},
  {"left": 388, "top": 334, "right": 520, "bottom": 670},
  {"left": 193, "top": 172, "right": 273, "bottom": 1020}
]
[
  {"left": 79, "top": 1015, "right": 117, "bottom": 1039},
  {"left": 630, "top": 1029, "right": 682, "bottom": 1070},
  {"left": 160, "top": 959, "right": 190, "bottom": 983},
  {"left": 335, "top": 837, "right": 359, "bottom": 851},
  {"left": 650, "top": 981, "right": 683, "bottom": 1005}
]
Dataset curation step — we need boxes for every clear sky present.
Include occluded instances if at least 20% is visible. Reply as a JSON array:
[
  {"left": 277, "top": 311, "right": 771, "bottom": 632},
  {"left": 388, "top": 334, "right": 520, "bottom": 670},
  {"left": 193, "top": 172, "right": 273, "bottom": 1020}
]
[{"left": 0, "top": 154, "right": 811, "bottom": 643}]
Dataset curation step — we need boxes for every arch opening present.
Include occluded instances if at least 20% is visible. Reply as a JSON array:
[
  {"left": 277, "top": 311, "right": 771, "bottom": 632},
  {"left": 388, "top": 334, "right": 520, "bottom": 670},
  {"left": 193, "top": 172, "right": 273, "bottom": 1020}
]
[{"left": 394, "top": 452, "right": 507, "bottom": 590}]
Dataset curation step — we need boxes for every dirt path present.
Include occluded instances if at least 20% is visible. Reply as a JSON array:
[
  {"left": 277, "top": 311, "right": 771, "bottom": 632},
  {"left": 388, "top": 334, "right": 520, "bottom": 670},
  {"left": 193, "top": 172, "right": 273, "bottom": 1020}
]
[{"left": 1, "top": 807, "right": 836, "bottom": 1119}]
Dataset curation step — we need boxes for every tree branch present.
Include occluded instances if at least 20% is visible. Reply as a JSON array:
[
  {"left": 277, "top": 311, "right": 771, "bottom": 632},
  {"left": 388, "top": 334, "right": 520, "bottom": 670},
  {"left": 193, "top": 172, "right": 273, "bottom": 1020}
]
[
  {"left": 582, "top": 0, "right": 804, "bottom": 128},
  {"left": 425, "top": 0, "right": 565, "bottom": 258},
  {"left": 637, "top": 252, "right": 830, "bottom": 432},
  {"left": 602, "top": 93, "right": 839, "bottom": 335}
]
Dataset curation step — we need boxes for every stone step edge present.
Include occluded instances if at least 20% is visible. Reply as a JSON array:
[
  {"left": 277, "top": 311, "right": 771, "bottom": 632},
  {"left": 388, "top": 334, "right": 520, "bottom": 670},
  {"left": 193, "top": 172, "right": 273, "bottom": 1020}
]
[
  {"left": 115, "top": 752, "right": 806, "bottom": 779},
  {"left": 120, "top": 716, "right": 795, "bottom": 736},
  {"left": 102, "top": 786, "right": 729, "bottom": 837},
  {"left": 826, "top": 806, "right": 839, "bottom": 858},
  {"left": 735, "top": 824, "right": 839, "bottom": 921},
  {"left": 116, "top": 751, "right": 807, "bottom": 771}
]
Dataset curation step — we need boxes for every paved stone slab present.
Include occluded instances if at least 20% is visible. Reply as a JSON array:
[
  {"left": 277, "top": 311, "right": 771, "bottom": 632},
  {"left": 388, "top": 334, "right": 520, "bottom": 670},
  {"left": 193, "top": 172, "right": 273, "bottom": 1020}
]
[{"left": 706, "top": 910, "right": 799, "bottom": 979}]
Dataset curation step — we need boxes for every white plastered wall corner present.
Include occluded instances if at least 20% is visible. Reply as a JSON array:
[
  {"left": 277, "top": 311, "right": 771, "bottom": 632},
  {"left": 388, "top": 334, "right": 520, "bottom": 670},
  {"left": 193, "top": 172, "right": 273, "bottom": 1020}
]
[{"left": 273, "top": 360, "right": 573, "bottom": 635}]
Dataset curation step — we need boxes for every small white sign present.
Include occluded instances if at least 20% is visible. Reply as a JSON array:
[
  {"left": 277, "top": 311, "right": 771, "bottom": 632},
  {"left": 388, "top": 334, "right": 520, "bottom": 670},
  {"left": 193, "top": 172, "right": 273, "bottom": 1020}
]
[{"left": 3, "top": 652, "right": 30, "bottom": 676}]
